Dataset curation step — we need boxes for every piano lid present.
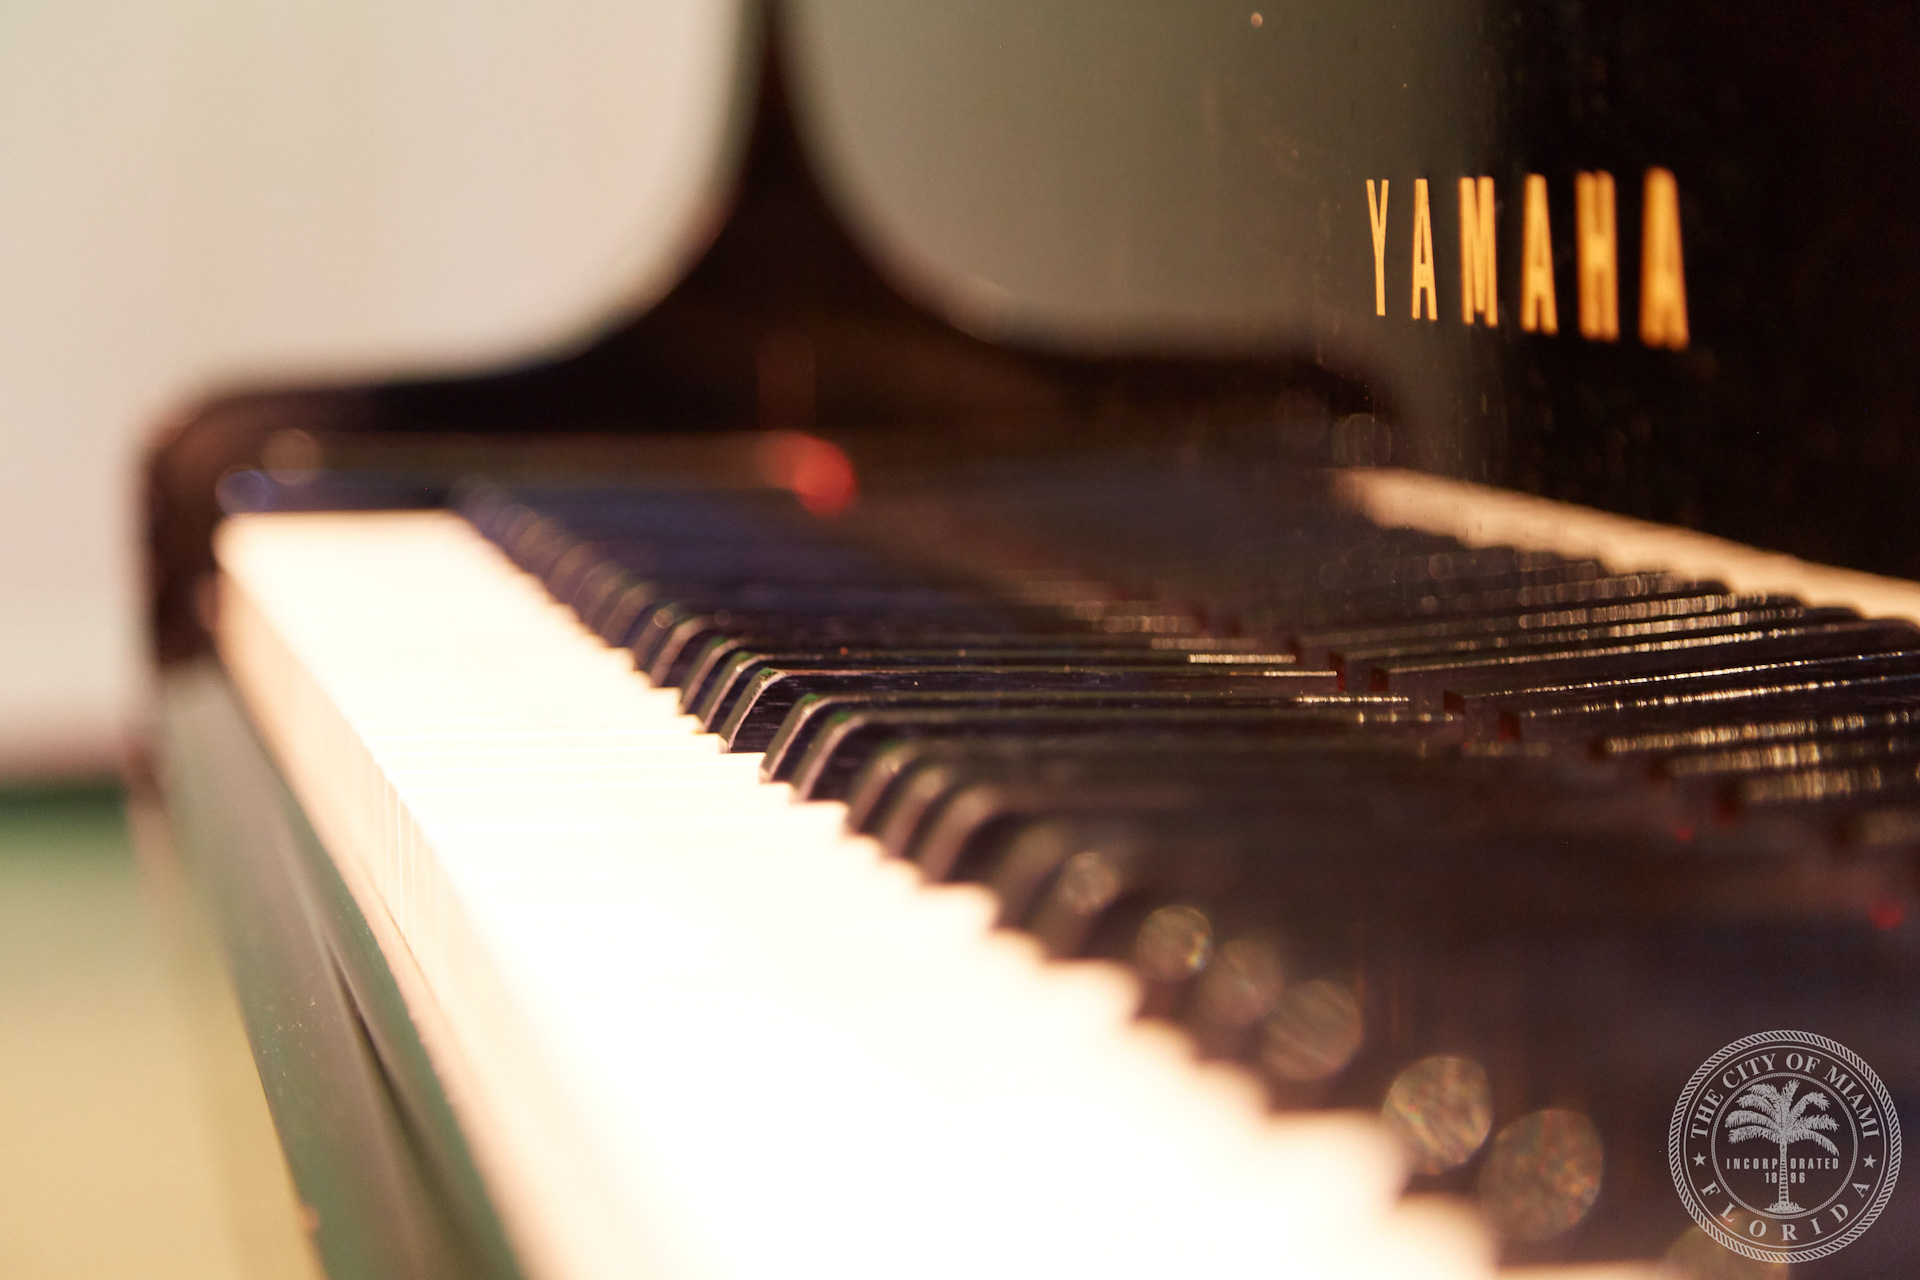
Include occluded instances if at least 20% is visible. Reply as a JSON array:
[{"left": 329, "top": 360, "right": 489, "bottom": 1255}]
[
  {"left": 148, "top": 0, "right": 1920, "bottom": 660},
  {"left": 779, "top": 0, "right": 1920, "bottom": 577}
]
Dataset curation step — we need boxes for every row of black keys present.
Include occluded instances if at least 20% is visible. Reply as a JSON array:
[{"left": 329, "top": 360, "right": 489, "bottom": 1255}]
[
  {"left": 465, "top": 480, "right": 1920, "bottom": 838},
  {"left": 455, "top": 478, "right": 1917, "bottom": 1262}
]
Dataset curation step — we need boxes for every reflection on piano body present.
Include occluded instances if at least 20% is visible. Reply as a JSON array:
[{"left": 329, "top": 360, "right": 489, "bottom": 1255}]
[{"left": 147, "top": 3, "right": 1919, "bottom": 1278}]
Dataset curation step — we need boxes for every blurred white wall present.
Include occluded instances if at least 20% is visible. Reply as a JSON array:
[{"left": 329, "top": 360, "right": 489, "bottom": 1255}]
[{"left": 0, "top": 0, "right": 749, "bottom": 776}]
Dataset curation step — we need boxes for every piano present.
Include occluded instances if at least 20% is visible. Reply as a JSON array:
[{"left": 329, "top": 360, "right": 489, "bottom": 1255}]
[{"left": 145, "top": 3, "right": 1917, "bottom": 1277}]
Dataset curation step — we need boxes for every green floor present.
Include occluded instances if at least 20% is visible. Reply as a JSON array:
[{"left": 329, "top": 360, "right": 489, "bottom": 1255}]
[{"left": 0, "top": 785, "right": 315, "bottom": 1280}]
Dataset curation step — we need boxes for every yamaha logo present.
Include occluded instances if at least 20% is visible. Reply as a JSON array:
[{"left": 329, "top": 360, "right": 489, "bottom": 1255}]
[
  {"left": 1362, "top": 168, "right": 1690, "bottom": 348},
  {"left": 1669, "top": 1031, "right": 1901, "bottom": 1263}
]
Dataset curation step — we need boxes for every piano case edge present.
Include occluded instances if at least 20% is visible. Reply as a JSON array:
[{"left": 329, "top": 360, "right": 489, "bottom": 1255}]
[{"left": 157, "top": 662, "right": 530, "bottom": 1280}]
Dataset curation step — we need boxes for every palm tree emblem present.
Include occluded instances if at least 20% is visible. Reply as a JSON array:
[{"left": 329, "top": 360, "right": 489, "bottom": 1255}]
[{"left": 1724, "top": 1080, "right": 1841, "bottom": 1212}]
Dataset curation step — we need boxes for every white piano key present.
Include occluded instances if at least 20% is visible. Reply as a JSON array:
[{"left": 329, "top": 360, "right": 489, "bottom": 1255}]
[{"left": 214, "top": 510, "right": 1656, "bottom": 1280}]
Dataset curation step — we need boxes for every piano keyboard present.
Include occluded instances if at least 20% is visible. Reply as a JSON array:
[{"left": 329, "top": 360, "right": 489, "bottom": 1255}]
[{"left": 208, "top": 465, "right": 1918, "bottom": 1279}]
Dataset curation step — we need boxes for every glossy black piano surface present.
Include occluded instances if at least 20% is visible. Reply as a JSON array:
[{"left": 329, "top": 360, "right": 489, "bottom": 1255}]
[{"left": 147, "top": 2, "right": 1920, "bottom": 1276}]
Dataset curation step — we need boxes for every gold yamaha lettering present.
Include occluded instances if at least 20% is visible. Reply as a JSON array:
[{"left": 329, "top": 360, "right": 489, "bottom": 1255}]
[
  {"left": 1519, "top": 174, "right": 1558, "bottom": 334},
  {"left": 1365, "top": 168, "right": 1688, "bottom": 350},
  {"left": 1574, "top": 170, "right": 1620, "bottom": 340},
  {"left": 1410, "top": 177, "right": 1439, "bottom": 322},
  {"left": 1458, "top": 176, "right": 1498, "bottom": 327}
]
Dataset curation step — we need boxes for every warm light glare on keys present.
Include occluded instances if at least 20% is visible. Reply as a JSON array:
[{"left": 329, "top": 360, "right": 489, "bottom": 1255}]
[{"left": 215, "top": 511, "right": 1658, "bottom": 1280}]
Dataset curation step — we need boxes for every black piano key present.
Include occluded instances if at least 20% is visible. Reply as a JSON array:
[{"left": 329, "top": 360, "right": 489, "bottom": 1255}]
[
  {"left": 1326, "top": 601, "right": 1842, "bottom": 672},
  {"left": 595, "top": 573, "right": 921, "bottom": 642},
  {"left": 568, "top": 548, "right": 903, "bottom": 626},
  {"left": 714, "top": 665, "right": 1339, "bottom": 752},
  {"left": 1376, "top": 619, "right": 1920, "bottom": 708},
  {"left": 678, "top": 631, "right": 1200, "bottom": 713},
  {"left": 1598, "top": 702, "right": 1920, "bottom": 760},
  {"left": 823, "top": 695, "right": 1397, "bottom": 830},
  {"left": 780, "top": 701, "right": 1437, "bottom": 799},
  {"left": 864, "top": 741, "right": 1651, "bottom": 881},
  {"left": 1291, "top": 585, "right": 1759, "bottom": 661},
  {"left": 634, "top": 603, "right": 1036, "bottom": 683},
  {"left": 1494, "top": 656, "right": 1920, "bottom": 741},
  {"left": 1726, "top": 759, "right": 1920, "bottom": 818},
  {"left": 1234, "top": 560, "right": 1644, "bottom": 633},
  {"left": 1661, "top": 734, "right": 1920, "bottom": 786},
  {"left": 687, "top": 644, "right": 1294, "bottom": 724},
  {"left": 1281, "top": 569, "right": 1710, "bottom": 633}
]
